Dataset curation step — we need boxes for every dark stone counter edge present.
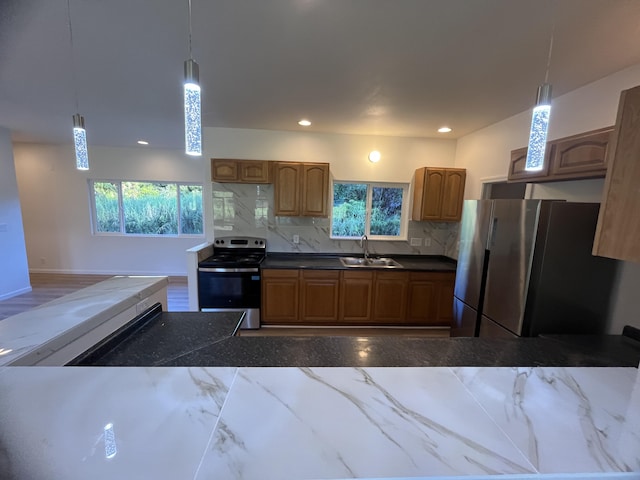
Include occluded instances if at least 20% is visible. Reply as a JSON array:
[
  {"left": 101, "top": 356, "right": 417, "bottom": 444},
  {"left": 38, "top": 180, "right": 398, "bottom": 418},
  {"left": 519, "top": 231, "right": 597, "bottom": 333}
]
[{"left": 261, "top": 253, "right": 457, "bottom": 271}]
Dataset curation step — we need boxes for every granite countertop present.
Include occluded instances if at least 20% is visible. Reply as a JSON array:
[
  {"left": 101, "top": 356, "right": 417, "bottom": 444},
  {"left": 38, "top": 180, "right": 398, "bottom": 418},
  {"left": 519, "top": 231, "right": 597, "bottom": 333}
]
[
  {"left": 261, "top": 252, "right": 457, "bottom": 271},
  {"left": 75, "top": 311, "right": 640, "bottom": 368}
]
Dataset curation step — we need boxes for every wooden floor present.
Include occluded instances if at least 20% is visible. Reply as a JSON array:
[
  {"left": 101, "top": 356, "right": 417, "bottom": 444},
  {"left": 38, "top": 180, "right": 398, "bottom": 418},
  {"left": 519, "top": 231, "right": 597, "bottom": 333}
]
[
  {"left": 0, "top": 274, "right": 448, "bottom": 337},
  {"left": 0, "top": 273, "right": 188, "bottom": 321}
]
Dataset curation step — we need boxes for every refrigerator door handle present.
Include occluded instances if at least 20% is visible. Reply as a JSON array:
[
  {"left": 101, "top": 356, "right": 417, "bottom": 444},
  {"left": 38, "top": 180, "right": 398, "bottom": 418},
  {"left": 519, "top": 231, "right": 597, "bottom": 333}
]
[{"left": 488, "top": 218, "right": 498, "bottom": 248}]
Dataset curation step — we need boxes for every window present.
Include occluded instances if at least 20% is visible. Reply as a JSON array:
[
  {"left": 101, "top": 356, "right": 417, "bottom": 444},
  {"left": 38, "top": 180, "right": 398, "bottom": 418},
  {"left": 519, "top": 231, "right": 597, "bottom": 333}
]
[
  {"left": 331, "top": 182, "right": 408, "bottom": 240},
  {"left": 91, "top": 180, "right": 203, "bottom": 236}
]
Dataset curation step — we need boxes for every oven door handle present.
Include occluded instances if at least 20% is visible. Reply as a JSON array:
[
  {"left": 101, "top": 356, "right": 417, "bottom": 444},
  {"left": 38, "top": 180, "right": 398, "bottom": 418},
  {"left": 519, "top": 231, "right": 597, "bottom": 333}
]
[{"left": 198, "top": 267, "right": 260, "bottom": 273}]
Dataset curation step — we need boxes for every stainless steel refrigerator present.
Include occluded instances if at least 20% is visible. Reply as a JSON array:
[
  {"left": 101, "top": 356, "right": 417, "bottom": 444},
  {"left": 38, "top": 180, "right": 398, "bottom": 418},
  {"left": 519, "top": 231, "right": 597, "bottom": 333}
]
[{"left": 452, "top": 200, "right": 619, "bottom": 337}]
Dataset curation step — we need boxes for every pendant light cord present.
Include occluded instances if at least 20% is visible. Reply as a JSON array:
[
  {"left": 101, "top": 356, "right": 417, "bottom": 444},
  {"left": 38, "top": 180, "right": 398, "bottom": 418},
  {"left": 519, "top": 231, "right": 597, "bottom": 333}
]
[
  {"left": 544, "top": 28, "right": 554, "bottom": 84},
  {"left": 188, "top": 0, "right": 193, "bottom": 60},
  {"left": 66, "top": 0, "right": 79, "bottom": 113},
  {"left": 543, "top": 2, "right": 556, "bottom": 84}
]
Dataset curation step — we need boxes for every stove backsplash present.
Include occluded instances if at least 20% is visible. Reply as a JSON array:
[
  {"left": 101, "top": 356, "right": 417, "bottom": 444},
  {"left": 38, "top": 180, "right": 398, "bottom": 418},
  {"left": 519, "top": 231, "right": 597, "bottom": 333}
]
[{"left": 212, "top": 183, "right": 459, "bottom": 258}]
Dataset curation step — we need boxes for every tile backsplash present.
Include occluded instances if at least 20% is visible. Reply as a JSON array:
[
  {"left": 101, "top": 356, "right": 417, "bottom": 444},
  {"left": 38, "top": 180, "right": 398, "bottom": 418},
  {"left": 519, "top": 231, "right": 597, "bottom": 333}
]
[{"left": 212, "top": 183, "right": 459, "bottom": 258}]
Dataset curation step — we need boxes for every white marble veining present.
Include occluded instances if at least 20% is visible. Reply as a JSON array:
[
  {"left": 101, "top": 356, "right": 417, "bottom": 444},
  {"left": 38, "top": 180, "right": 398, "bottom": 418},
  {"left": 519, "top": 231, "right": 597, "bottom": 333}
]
[
  {"left": 0, "top": 366, "right": 637, "bottom": 480},
  {"left": 0, "top": 367, "right": 237, "bottom": 480},
  {"left": 452, "top": 367, "right": 640, "bottom": 474},
  {"left": 0, "top": 276, "right": 168, "bottom": 366},
  {"left": 196, "top": 367, "right": 536, "bottom": 479},
  {"left": 212, "top": 182, "right": 459, "bottom": 255}
]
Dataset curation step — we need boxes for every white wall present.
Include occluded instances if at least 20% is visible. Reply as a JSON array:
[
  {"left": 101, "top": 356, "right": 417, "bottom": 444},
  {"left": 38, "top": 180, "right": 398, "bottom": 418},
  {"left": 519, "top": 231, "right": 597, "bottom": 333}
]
[
  {"left": 454, "top": 63, "right": 640, "bottom": 333},
  {"left": 13, "top": 130, "right": 456, "bottom": 275},
  {"left": 0, "top": 127, "right": 31, "bottom": 300},
  {"left": 13, "top": 143, "right": 206, "bottom": 276}
]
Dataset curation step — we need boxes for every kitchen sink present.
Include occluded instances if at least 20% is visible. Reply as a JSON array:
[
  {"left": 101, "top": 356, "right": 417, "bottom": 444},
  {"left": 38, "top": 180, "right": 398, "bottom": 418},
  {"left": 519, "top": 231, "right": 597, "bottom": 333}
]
[{"left": 339, "top": 257, "right": 403, "bottom": 268}]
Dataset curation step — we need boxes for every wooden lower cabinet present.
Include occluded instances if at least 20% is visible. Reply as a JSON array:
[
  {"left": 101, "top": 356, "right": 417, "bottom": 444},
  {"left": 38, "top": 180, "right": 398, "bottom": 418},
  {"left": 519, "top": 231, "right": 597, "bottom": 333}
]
[
  {"left": 372, "top": 271, "right": 409, "bottom": 323},
  {"left": 436, "top": 273, "right": 455, "bottom": 326},
  {"left": 406, "top": 273, "right": 439, "bottom": 324},
  {"left": 261, "top": 269, "right": 299, "bottom": 324},
  {"left": 338, "top": 271, "right": 374, "bottom": 323},
  {"left": 300, "top": 270, "right": 340, "bottom": 322},
  {"left": 262, "top": 268, "right": 456, "bottom": 327}
]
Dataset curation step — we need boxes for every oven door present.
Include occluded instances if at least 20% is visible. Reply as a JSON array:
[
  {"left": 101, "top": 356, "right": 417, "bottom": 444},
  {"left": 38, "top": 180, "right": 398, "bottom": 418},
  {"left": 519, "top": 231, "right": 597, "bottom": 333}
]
[{"left": 198, "top": 268, "right": 261, "bottom": 310}]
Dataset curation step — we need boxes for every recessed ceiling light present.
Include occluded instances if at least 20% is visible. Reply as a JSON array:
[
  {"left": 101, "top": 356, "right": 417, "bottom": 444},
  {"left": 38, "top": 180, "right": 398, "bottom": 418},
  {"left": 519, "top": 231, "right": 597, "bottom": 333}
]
[
  {"left": 298, "top": 119, "right": 311, "bottom": 126},
  {"left": 438, "top": 127, "right": 452, "bottom": 133},
  {"left": 368, "top": 150, "right": 381, "bottom": 163},
  {"left": 137, "top": 140, "right": 149, "bottom": 145}
]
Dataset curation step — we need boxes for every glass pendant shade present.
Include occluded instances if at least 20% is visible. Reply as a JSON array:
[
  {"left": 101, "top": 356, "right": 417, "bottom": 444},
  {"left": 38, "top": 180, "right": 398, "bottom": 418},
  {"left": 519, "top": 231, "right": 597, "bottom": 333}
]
[
  {"left": 72, "top": 114, "right": 89, "bottom": 170},
  {"left": 525, "top": 83, "right": 552, "bottom": 172},
  {"left": 184, "top": 59, "right": 202, "bottom": 156}
]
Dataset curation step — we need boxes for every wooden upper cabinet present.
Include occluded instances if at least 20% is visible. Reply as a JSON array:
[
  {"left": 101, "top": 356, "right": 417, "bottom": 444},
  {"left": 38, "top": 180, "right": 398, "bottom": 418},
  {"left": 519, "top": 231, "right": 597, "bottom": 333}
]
[
  {"left": 593, "top": 85, "right": 640, "bottom": 263},
  {"left": 507, "top": 147, "right": 550, "bottom": 182},
  {"left": 412, "top": 167, "right": 466, "bottom": 222},
  {"left": 440, "top": 169, "right": 467, "bottom": 221},
  {"left": 548, "top": 127, "right": 612, "bottom": 178},
  {"left": 301, "top": 163, "right": 330, "bottom": 217},
  {"left": 274, "top": 163, "right": 302, "bottom": 216},
  {"left": 211, "top": 159, "right": 270, "bottom": 183},
  {"left": 211, "top": 159, "right": 238, "bottom": 182},
  {"left": 274, "top": 162, "right": 329, "bottom": 217},
  {"left": 508, "top": 126, "right": 613, "bottom": 184}
]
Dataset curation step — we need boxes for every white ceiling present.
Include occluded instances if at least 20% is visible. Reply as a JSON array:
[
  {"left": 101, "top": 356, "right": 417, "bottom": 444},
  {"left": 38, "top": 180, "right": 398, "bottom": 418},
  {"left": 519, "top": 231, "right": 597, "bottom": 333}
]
[{"left": 1, "top": 0, "right": 640, "bottom": 150}]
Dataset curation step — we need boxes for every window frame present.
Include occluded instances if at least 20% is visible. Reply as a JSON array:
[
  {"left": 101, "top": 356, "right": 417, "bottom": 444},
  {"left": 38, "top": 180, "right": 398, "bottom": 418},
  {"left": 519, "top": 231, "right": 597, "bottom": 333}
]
[
  {"left": 329, "top": 180, "right": 409, "bottom": 241},
  {"left": 89, "top": 179, "right": 205, "bottom": 237}
]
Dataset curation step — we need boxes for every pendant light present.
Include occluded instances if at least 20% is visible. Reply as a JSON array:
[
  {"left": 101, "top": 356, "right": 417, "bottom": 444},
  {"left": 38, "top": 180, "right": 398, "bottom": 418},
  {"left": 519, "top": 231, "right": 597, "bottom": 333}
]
[
  {"left": 525, "top": 29, "right": 555, "bottom": 172},
  {"left": 184, "top": 0, "right": 202, "bottom": 156},
  {"left": 67, "top": 0, "right": 89, "bottom": 170}
]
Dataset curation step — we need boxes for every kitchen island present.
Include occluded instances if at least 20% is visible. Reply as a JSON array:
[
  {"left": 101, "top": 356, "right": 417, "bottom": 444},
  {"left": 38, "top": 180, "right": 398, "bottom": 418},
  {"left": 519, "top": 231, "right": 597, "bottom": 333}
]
[{"left": 1, "top": 303, "right": 639, "bottom": 478}]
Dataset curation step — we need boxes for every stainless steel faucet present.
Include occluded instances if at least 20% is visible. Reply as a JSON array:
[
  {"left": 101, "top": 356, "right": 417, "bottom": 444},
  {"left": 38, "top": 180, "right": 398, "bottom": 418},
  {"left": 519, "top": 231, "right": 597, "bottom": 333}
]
[{"left": 360, "top": 234, "right": 369, "bottom": 260}]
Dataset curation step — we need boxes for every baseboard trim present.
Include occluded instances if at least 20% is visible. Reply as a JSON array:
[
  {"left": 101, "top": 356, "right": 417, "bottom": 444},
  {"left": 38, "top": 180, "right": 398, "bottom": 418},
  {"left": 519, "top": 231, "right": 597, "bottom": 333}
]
[
  {"left": 0, "top": 285, "right": 33, "bottom": 301},
  {"left": 29, "top": 268, "right": 186, "bottom": 277}
]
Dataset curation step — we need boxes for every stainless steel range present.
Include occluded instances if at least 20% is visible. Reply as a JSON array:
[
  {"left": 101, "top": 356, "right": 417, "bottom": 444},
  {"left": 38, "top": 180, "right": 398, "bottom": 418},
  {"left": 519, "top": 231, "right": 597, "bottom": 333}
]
[{"left": 197, "top": 236, "right": 266, "bottom": 329}]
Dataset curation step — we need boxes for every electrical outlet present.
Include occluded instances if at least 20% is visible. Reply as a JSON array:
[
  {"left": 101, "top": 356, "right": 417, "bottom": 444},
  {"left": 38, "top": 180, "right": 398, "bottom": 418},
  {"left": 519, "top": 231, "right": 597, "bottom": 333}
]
[
  {"left": 410, "top": 237, "right": 421, "bottom": 246},
  {"left": 293, "top": 234, "right": 300, "bottom": 244},
  {"left": 424, "top": 237, "right": 432, "bottom": 247}
]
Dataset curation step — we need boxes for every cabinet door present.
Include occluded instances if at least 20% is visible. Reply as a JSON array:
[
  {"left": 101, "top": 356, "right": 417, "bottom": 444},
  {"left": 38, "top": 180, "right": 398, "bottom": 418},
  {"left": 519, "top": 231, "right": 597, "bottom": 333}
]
[
  {"left": 440, "top": 169, "right": 466, "bottom": 221},
  {"left": 301, "top": 163, "right": 329, "bottom": 217},
  {"left": 507, "top": 147, "right": 550, "bottom": 183},
  {"left": 436, "top": 273, "right": 455, "bottom": 325},
  {"left": 593, "top": 86, "right": 640, "bottom": 262},
  {"left": 261, "top": 269, "right": 299, "bottom": 324},
  {"left": 299, "top": 270, "right": 340, "bottom": 322},
  {"left": 371, "top": 271, "right": 409, "bottom": 324},
  {"left": 548, "top": 127, "right": 612, "bottom": 179},
  {"left": 419, "top": 169, "right": 445, "bottom": 221},
  {"left": 239, "top": 160, "right": 270, "bottom": 183},
  {"left": 274, "top": 163, "right": 302, "bottom": 216},
  {"left": 406, "top": 272, "right": 439, "bottom": 325},
  {"left": 339, "top": 271, "right": 373, "bottom": 323},
  {"left": 211, "top": 159, "right": 239, "bottom": 182}
]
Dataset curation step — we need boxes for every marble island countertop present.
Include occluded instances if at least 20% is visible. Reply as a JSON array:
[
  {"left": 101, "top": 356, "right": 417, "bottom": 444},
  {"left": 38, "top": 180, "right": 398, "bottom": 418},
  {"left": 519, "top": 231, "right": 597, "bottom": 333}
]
[
  {"left": 0, "top": 365, "right": 638, "bottom": 479},
  {"left": 0, "top": 276, "right": 168, "bottom": 366}
]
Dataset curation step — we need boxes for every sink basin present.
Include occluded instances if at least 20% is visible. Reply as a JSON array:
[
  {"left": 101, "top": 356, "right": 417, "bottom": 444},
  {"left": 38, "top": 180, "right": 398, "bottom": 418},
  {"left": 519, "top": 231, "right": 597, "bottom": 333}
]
[{"left": 339, "top": 257, "right": 403, "bottom": 268}]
